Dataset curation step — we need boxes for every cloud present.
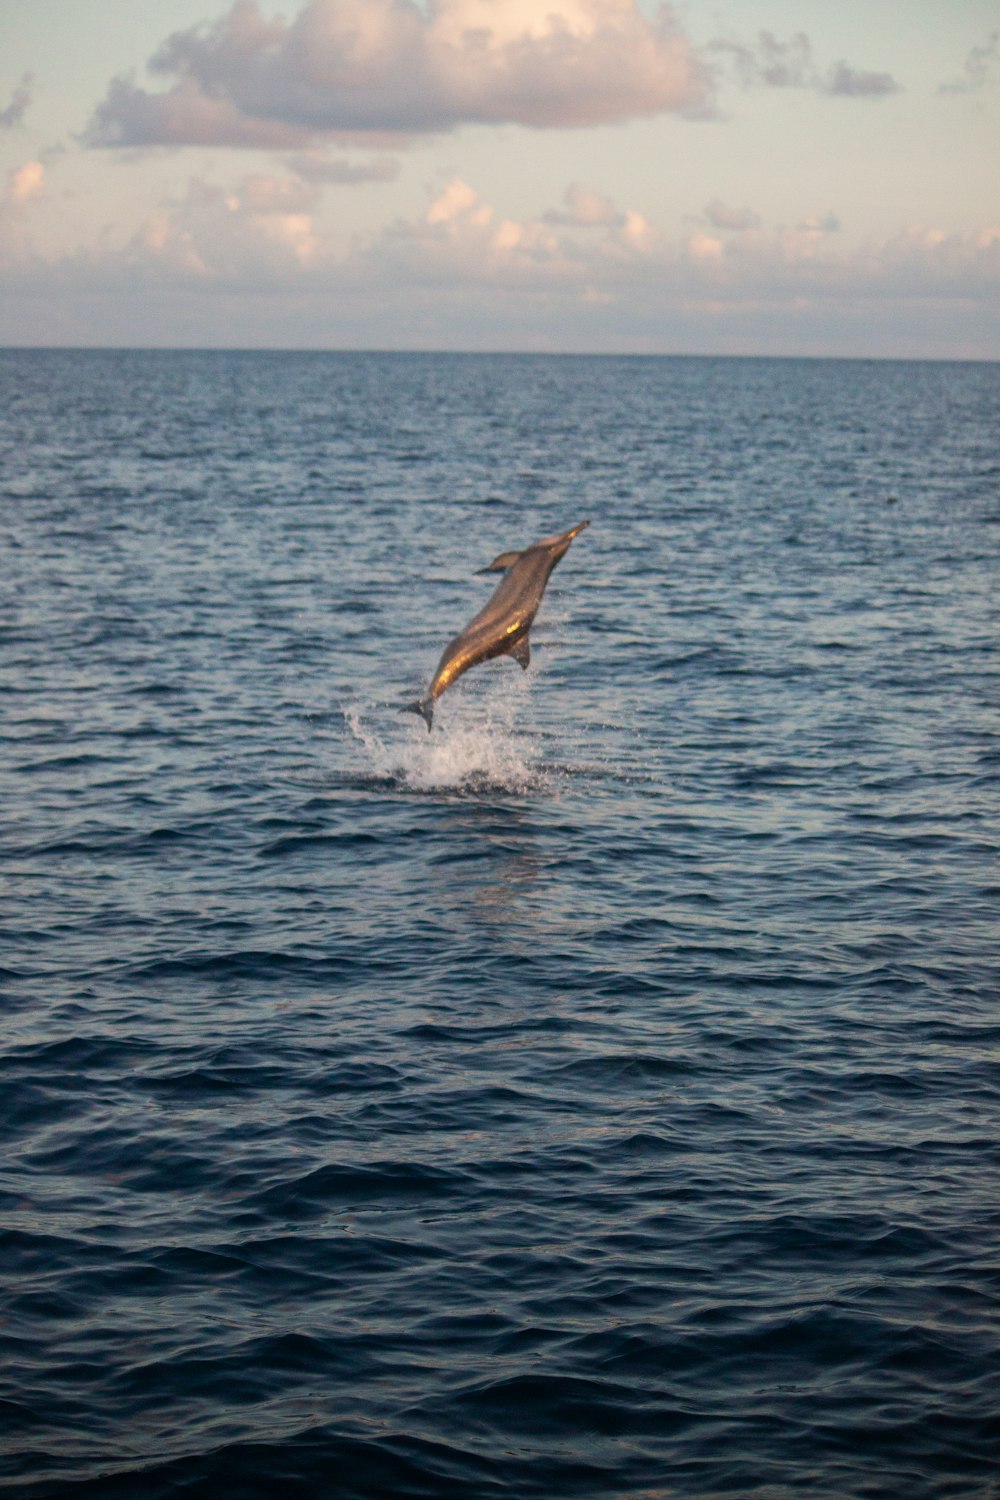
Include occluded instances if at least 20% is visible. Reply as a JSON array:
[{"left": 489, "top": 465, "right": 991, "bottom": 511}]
[
  {"left": 86, "top": 74, "right": 313, "bottom": 150},
  {"left": 543, "top": 182, "right": 622, "bottom": 227},
  {"left": 679, "top": 219, "right": 1000, "bottom": 305},
  {"left": 231, "top": 172, "right": 319, "bottom": 215},
  {"left": 872, "top": 223, "right": 1000, "bottom": 293},
  {"left": 0, "top": 74, "right": 32, "bottom": 130},
  {"left": 940, "top": 32, "right": 999, "bottom": 93},
  {"left": 7, "top": 161, "right": 45, "bottom": 204},
  {"left": 797, "top": 212, "right": 840, "bottom": 234},
  {"left": 373, "top": 175, "right": 657, "bottom": 294},
  {"left": 380, "top": 177, "right": 568, "bottom": 285},
  {"left": 823, "top": 61, "right": 898, "bottom": 98},
  {"left": 425, "top": 177, "right": 492, "bottom": 227},
  {"left": 33, "top": 171, "right": 993, "bottom": 316},
  {"left": 85, "top": 0, "right": 711, "bottom": 149},
  {"left": 128, "top": 172, "right": 324, "bottom": 279},
  {"left": 3, "top": 168, "right": 997, "bottom": 358},
  {"left": 0, "top": 161, "right": 47, "bottom": 271},
  {"left": 704, "top": 198, "right": 760, "bottom": 232},
  {"left": 369, "top": 181, "right": 998, "bottom": 312},
  {"left": 284, "top": 152, "right": 400, "bottom": 185},
  {"left": 709, "top": 30, "right": 899, "bottom": 98}
]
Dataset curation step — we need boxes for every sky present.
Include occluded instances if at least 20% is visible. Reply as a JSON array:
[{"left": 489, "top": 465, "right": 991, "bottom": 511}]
[{"left": 1, "top": 0, "right": 998, "bottom": 357}]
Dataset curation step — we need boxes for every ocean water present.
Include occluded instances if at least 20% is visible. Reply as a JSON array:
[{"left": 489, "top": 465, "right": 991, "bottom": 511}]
[{"left": 1, "top": 348, "right": 998, "bottom": 1500}]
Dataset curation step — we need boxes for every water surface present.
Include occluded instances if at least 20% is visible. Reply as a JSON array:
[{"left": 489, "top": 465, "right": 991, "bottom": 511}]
[{"left": 1, "top": 350, "right": 998, "bottom": 1498}]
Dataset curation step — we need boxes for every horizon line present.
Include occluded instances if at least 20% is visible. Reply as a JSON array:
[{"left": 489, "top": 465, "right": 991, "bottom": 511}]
[{"left": 1, "top": 344, "right": 997, "bottom": 366}]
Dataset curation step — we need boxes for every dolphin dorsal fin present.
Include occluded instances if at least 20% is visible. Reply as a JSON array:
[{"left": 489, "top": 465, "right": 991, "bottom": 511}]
[
  {"left": 477, "top": 549, "right": 522, "bottom": 575},
  {"left": 507, "top": 634, "right": 531, "bottom": 670}
]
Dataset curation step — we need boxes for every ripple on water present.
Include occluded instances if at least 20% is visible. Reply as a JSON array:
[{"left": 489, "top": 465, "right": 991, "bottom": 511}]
[{"left": 1, "top": 350, "right": 998, "bottom": 1500}]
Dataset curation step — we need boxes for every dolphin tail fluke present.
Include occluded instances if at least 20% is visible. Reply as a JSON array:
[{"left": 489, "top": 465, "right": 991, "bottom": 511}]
[{"left": 402, "top": 697, "right": 434, "bottom": 731}]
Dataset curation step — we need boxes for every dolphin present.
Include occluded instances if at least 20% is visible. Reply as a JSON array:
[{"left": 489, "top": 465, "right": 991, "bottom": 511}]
[{"left": 403, "top": 520, "right": 590, "bottom": 730}]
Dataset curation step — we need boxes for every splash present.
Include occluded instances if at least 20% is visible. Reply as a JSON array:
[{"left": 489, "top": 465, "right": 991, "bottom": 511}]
[{"left": 343, "top": 685, "right": 552, "bottom": 795}]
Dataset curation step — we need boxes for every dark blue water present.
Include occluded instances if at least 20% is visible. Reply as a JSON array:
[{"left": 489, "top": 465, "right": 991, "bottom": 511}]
[{"left": 1, "top": 349, "right": 998, "bottom": 1499}]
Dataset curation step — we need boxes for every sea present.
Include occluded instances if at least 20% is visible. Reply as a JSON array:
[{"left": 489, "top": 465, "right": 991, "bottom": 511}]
[{"left": 1, "top": 348, "right": 998, "bottom": 1500}]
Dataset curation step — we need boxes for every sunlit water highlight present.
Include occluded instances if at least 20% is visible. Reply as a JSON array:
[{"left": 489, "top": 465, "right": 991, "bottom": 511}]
[{"left": 1, "top": 349, "right": 998, "bottom": 1500}]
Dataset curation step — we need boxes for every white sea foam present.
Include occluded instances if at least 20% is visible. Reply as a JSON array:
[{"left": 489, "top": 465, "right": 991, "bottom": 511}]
[{"left": 344, "top": 678, "right": 551, "bottom": 795}]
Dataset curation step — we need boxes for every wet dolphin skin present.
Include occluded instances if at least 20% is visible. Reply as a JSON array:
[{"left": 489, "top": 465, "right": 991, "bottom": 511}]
[{"left": 404, "top": 520, "right": 590, "bottom": 730}]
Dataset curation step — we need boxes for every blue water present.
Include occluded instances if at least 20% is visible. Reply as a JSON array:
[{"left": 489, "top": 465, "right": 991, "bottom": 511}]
[{"left": 1, "top": 349, "right": 998, "bottom": 1499}]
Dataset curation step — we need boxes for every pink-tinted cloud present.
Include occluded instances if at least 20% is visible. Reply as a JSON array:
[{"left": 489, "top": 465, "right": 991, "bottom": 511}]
[
  {"left": 0, "top": 74, "right": 33, "bottom": 131},
  {"left": 543, "top": 183, "right": 622, "bottom": 227},
  {"left": 7, "top": 161, "right": 45, "bottom": 204},
  {"left": 85, "top": 0, "right": 711, "bottom": 149},
  {"left": 128, "top": 173, "right": 324, "bottom": 279},
  {"left": 88, "top": 174, "right": 999, "bottom": 313},
  {"left": 3, "top": 167, "right": 996, "bottom": 360},
  {"left": 374, "top": 176, "right": 656, "bottom": 293},
  {"left": 710, "top": 30, "right": 898, "bottom": 98},
  {"left": 367, "top": 182, "right": 998, "bottom": 312}
]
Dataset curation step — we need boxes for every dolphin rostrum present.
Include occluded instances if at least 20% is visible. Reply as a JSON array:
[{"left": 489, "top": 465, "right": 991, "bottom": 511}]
[{"left": 403, "top": 520, "right": 590, "bottom": 730}]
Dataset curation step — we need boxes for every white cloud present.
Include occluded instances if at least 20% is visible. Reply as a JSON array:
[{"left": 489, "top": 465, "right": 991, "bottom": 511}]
[
  {"left": 85, "top": 0, "right": 710, "bottom": 149},
  {"left": 709, "top": 30, "right": 898, "bottom": 98},
  {"left": 0, "top": 74, "right": 32, "bottom": 131}
]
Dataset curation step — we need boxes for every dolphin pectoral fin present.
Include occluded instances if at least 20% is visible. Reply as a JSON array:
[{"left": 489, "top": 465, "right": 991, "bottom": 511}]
[
  {"left": 507, "top": 635, "right": 531, "bottom": 670},
  {"left": 402, "top": 698, "right": 434, "bottom": 730}
]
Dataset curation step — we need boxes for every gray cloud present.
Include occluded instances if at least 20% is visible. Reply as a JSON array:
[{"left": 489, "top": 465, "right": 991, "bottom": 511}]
[
  {"left": 85, "top": 0, "right": 711, "bottom": 150},
  {"left": 709, "top": 31, "right": 898, "bottom": 98},
  {"left": 712, "top": 30, "right": 813, "bottom": 89},
  {"left": 87, "top": 75, "right": 314, "bottom": 150},
  {"left": 285, "top": 152, "right": 400, "bottom": 186},
  {"left": 1, "top": 74, "right": 33, "bottom": 130},
  {"left": 824, "top": 61, "right": 897, "bottom": 98},
  {"left": 797, "top": 212, "right": 840, "bottom": 234},
  {"left": 704, "top": 198, "right": 760, "bottom": 231},
  {"left": 940, "top": 32, "right": 999, "bottom": 93}
]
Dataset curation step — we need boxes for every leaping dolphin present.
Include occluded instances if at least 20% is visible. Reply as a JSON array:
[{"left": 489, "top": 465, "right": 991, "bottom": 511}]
[{"left": 403, "top": 520, "right": 590, "bottom": 730}]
